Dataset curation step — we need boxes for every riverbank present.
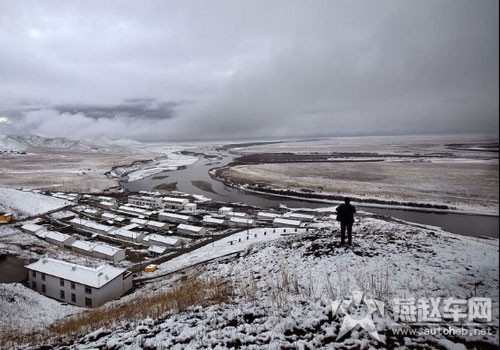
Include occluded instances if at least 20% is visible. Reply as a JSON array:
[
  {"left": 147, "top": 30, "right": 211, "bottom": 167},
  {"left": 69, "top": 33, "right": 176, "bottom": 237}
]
[{"left": 106, "top": 148, "right": 198, "bottom": 183}]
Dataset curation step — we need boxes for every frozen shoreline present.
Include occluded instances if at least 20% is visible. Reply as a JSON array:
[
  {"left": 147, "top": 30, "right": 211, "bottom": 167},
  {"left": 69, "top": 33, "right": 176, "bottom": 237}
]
[{"left": 108, "top": 148, "right": 198, "bottom": 183}]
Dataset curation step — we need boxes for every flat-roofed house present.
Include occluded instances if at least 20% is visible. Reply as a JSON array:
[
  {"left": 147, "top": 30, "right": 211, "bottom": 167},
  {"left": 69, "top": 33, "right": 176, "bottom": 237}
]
[
  {"left": 71, "top": 241, "right": 126, "bottom": 262},
  {"left": 130, "top": 218, "right": 148, "bottom": 227},
  {"left": 202, "top": 216, "right": 226, "bottom": 226},
  {"left": 146, "top": 220, "right": 169, "bottom": 231},
  {"left": 148, "top": 245, "right": 168, "bottom": 257},
  {"left": 44, "top": 231, "right": 77, "bottom": 248},
  {"left": 183, "top": 203, "right": 197, "bottom": 213},
  {"left": 69, "top": 218, "right": 115, "bottom": 236},
  {"left": 117, "top": 205, "right": 154, "bottom": 218},
  {"left": 284, "top": 212, "right": 315, "bottom": 221},
  {"left": 71, "top": 240, "right": 97, "bottom": 255},
  {"left": 162, "top": 197, "right": 189, "bottom": 210},
  {"left": 21, "top": 223, "right": 45, "bottom": 235},
  {"left": 26, "top": 258, "right": 133, "bottom": 308},
  {"left": 158, "top": 212, "right": 191, "bottom": 224},
  {"left": 143, "top": 234, "right": 182, "bottom": 247},
  {"left": 218, "top": 207, "right": 233, "bottom": 216},
  {"left": 92, "top": 244, "right": 126, "bottom": 262},
  {"left": 112, "top": 228, "right": 145, "bottom": 243},
  {"left": 257, "top": 212, "right": 281, "bottom": 221},
  {"left": 229, "top": 217, "right": 256, "bottom": 228},
  {"left": 128, "top": 195, "right": 163, "bottom": 208},
  {"left": 272, "top": 217, "right": 302, "bottom": 228},
  {"left": 177, "top": 223, "right": 206, "bottom": 235}
]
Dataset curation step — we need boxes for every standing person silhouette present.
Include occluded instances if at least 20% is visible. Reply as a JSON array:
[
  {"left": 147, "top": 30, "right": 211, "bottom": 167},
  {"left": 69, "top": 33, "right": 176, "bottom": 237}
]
[{"left": 336, "top": 197, "right": 356, "bottom": 246}]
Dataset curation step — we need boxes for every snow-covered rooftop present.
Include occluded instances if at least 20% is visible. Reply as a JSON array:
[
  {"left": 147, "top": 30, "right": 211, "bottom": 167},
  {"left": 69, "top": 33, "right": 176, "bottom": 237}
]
[
  {"left": 44, "top": 231, "right": 73, "bottom": 243},
  {"left": 177, "top": 223, "right": 204, "bottom": 233},
  {"left": 159, "top": 212, "right": 191, "bottom": 221},
  {"left": 21, "top": 223, "right": 45, "bottom": 233},
  {"left": 113, "top": 228, "right": 144, "bottom": 240},
  {"left": 92, "top": 244, "right": 123, "bottom": 257},
  {"left": 148, "top": 245, "right": 168, "bottom": 254},
  {"left": 131, "top": 218, "right": 148, "bottom": 225},
  {"left": 229, "top": 217, "right": 255, "bottom": 225},
  {"left": 202, "top": 216, "right": 225, "bottom": 225},
  {"left": 144, "top": 234, "right": 180, "bottom": 246},
  {"left": 25, "top": 258, "right": 126, "bottom": 288},
  {"left": 162, "top": 197, "right": 188, "bottom": 204},
  {"left": 71, "top": 240, "right": 96, "bottom": 252},
  {"left": 273, "top": 217, "right": 302, "bottom": 226},
  {"left": 69, "top": 218, "right": 115, "bottom": 233}
]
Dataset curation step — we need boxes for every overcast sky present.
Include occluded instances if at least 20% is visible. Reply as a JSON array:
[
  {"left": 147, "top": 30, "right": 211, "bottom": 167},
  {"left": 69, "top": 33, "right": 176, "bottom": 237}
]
[{"left": 0, "top": 0, "right": 498, "bottom": 141}]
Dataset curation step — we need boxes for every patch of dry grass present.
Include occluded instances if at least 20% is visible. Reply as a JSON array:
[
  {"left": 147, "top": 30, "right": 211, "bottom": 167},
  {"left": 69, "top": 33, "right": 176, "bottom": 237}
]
[{"left": 0, "top": 276, "right": 232, "bottom": 349}]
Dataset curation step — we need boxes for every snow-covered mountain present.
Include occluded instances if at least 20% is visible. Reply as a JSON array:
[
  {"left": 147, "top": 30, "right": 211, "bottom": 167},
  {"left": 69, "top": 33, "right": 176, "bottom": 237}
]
[{"left": 0, "top": 134, "right": 143, "bottom": 153}]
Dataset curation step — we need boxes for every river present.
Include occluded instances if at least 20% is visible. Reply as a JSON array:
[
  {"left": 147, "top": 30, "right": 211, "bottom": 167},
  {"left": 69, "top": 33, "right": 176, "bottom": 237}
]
[{"left": 121, "top": 153, "right": 499, "bottom": 239}]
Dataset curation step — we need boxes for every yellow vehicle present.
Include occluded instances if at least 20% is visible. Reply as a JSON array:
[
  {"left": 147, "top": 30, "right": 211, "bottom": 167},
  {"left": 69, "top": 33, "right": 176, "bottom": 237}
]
[{"left": 144, "top": 264, "right": 159, "bottom": 273}]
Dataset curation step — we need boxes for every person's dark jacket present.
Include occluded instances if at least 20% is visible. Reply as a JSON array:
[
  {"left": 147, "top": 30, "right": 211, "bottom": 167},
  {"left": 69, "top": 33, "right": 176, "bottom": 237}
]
[{"left": 336, "top": 203, "right": 356, "bottom": 224}]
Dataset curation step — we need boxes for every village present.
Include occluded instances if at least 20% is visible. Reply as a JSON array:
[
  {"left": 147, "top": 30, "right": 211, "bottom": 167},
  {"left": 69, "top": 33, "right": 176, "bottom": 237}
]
[{"left": 2, "top": 188, "right": 319, "bottom": 309}]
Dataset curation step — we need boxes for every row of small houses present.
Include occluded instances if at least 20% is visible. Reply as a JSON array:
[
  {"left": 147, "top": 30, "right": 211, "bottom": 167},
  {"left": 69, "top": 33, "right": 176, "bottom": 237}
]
[{"left": 21, "top": 221, "right": 189, "bottom": 262}]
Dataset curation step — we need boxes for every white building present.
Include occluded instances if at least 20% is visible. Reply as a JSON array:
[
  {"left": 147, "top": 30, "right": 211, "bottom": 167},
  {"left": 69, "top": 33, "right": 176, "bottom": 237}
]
[
  {"left": 92, "top": 244, "right": 127, "bottom": 262},
  {"left": 117, "top": 205, "right": 154, "bottom": 218},
  {"left": 218, "top": 207, "right": 233, "bottom": 216},
  {"left": 183, "top": 203, "right": 197, "bottom": 213},
  {"left": 131, "top": 218, "right": 148, "bottom": 226},
  {"left": 44, "top": 231, "right": 76, "bottom": 248},
  {"left": 229, "top": 217, "right": 255, "bottom": 228},
  {"left": 71, "top": 240, "right": 97, "bottom": 255},
  {"left": 148, "top": 245, "right": 168, "bottom": 257},
  {"left": 143, "top": 234, "right": 183, "bottom": 247},
  {"left": 128, "top": 195, "right": 163, "bottom": 208},
  {"left": 162, "top": 197, "right": 189, "bottom": 210},
  {"left": 146, "top": 220, "right": 170, "bottom": 231},
  {"left": 71, "top": 240, "right": 126, "bottom": 262},
  {"left": 284, "top": 212, "right": 315, "bottom": 221},
  {"left": 20, "top": 223, "right": 45, "bottom": 235},
  {"left": 158, "top": 212, "right": 191, "bottom": 224},
  {"left": 83, "top": 208, "right": 100, "bottom": 216},
  {"left": 257, "top": 212, "right": 281, "bottom": 221},
  {"left": 273, "top": 217, "right": 302, "bottom": 228},
  {"left": 112, "top": 228, "right": 145, "bottom": 242},
  {"left": 101, "top": 212, "right": 126, "bottom": 224},
  {"left": 177, "top": 223, "right": 206, "bottom": 235},
  {"left": 26, "top": 258, "right": 133, "bottom": 308},
  {"left": 69, "top": 218, "right": 116, "bottom": 236},
  {"left": 202, "top": 216, "right": 226, "bottom": 226}
]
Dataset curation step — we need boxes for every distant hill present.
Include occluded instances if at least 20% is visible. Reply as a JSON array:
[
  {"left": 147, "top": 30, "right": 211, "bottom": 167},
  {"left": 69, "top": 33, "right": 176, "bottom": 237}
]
[{"left": 0, "top": 134, "right": 142, "bottom": 153}]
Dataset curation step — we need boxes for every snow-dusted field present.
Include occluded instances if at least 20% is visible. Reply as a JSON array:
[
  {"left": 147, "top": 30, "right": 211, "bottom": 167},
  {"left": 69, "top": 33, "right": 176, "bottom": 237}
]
[
  {"left": 3, "top": 213, "right": 497, "bottom": 349},
  {"left": 0, "top": 188, "right": 71, "bottom": 218},
  {"left": 223, "top": 134, "right": 499, "bottom": 216}
]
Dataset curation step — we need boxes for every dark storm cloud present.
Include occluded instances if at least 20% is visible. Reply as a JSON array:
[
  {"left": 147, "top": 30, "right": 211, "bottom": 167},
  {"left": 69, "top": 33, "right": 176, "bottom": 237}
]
[
  {"left": 54, "top": 100, "right": 184, "bottom": 120},
  {"left": 0, "top": 0, "right": 497, "bottom": 141}
]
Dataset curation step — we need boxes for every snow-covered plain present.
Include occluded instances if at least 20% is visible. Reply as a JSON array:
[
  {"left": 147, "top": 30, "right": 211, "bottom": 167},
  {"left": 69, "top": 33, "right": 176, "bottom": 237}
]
[
  {"left": 3, "top": 214, "right": 497, "bottom": 349},
  {"left": 0, "top": 187, "right": 71, "bottom": 218}
]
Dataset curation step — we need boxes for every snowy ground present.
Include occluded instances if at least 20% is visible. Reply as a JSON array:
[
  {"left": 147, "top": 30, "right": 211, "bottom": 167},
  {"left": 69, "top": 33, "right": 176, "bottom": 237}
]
[
  {"left": 5, "top": 213, "right": 497, "bottom": 349},
  {"left": 223, "top": 134, "right": 499, "bottom": 216},
  {"left": 142, "top": 227, "right": 308, "bottom": 278},
  {"left": 0, "top": 188, "right": 71, "bottom": 218}
]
